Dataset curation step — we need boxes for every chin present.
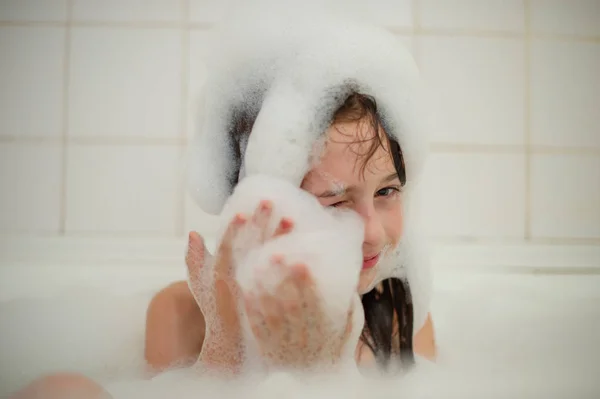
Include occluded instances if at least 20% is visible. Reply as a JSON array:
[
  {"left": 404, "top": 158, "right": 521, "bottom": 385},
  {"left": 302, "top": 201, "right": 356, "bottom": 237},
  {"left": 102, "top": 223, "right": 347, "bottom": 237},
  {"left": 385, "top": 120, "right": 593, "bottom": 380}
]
[{"left": 357, "top": 267, "right": 378, "bottom": 295}]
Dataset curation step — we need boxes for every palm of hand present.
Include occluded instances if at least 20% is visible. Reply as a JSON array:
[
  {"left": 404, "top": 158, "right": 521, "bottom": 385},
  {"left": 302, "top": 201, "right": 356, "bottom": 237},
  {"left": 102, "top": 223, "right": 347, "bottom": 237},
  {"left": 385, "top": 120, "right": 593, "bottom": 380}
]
[
  {"left": 185, "top": 201, "right": 356, "bottom": 374},
  {"left": 243, "top": 257, "right": 355, "bottom": 371}
]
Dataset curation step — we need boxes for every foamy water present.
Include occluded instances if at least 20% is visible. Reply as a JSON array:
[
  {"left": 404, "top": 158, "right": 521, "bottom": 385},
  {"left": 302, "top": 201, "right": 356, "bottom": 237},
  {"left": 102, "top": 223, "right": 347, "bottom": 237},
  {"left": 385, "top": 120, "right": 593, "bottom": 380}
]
[{"left": 1, "top": 270, "right": 598, "bottom": 398}]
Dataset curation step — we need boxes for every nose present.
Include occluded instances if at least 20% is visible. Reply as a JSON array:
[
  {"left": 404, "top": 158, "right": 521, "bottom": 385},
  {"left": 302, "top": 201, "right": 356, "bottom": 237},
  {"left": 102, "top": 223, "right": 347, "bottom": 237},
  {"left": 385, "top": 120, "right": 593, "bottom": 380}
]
[{"left": 357, "top": 203, "right": 385, "bottom": 249}]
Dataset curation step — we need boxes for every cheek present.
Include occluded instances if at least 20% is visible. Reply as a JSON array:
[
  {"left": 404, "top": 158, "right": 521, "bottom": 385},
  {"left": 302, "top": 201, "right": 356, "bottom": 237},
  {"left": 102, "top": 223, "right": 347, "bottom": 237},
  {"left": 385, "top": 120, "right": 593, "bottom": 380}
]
[{"left": 383, "top": 202, "right": 404, "bottom": 245}]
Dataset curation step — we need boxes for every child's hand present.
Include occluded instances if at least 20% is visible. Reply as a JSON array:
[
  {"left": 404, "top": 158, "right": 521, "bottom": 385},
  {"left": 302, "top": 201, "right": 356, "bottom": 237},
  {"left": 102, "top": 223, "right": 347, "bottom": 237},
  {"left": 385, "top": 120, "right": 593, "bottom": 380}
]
[
  {"left": 244, "top": 255, "right": 354, "bottom": 371},
  {"left": 185, "top": 200, "right": 294, "bottom": 374}
]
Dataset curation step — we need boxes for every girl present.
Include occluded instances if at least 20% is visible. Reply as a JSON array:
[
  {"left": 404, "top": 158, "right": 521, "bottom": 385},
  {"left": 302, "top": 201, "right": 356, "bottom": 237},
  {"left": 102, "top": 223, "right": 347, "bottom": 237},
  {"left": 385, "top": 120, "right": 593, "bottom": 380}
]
[
  {"left": 11, "top": 17, "right": 436, "bottom": 399},
  {"left": 145, "top": 92, "right": 437, "bottom": 376}
]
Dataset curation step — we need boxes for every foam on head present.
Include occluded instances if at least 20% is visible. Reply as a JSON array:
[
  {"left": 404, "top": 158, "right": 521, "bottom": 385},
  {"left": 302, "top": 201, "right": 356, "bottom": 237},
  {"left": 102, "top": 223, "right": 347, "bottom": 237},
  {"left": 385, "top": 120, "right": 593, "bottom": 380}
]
[
  {"left": 187, "top": 3, "right": 430, "bottom": 216},
  {"left": 187, "top": 0, "right": 433, "bottom": 363}
]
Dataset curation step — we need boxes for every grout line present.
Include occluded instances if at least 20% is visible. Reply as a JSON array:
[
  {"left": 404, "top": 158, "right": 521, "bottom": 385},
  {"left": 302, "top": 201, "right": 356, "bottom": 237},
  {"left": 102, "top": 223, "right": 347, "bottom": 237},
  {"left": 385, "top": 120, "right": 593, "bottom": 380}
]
[
  {"left": 2, "top": 135, "right": 599, "bottom": 155},
  {"left": 429, "top": 143, "right": 526, "bottom": 154},
  {"left": 58, "top": 0, "right": 74, "bottom": 236},
  {"left": 4, "top": 232, "right": 597, "bottom": 246},
  {"left": 0, "top": 20, "right": 213, "bottom": 30},
  {"left": 430, "top": 236, "right": 600, "bottom": 246},
  {"left": 67, "top": 137, "right": 186, "bottom": 145},
  {"left": 0, "top": 20, "right": 66, "bottom": 27},
  {"left": 1, "top": 20, "right": 599, "bottom": 43},
  {"left": 532, "top": 33, "right": 600, "bottom": 44},
  {"left": 414, "top": 27, "right": 524, "bottom": 38},
  {"left": 529, "top": 146, "right": 600, "bottom": 156},
  {"left": 526, "top": 237, "right": 600, "bottom": 246},
  {"left": 0, "top": 136, "right": 63, "bottom": 143},
  {"left": 60, "top": 231, "right": 189, "bottom": 239},
  {"left": 429, "top": 144, "right": 600, "bottom": 155},
  {"left": 176, "top": 0, "right": 191, "bottom": 239},
  {"left": 523, "top": 0, "right": 533, "bottom": 241},
  {"left": 475, "top": 267, "right": 600, "bottom": 276},
  {"left": 57, "top": 20, "right": 184, "bottom": 29}
]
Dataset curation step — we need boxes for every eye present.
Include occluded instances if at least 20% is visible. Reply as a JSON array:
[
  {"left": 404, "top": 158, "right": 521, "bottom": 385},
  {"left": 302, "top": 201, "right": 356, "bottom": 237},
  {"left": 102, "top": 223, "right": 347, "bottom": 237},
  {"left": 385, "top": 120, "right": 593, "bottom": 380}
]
[
  {"left": 329, "top": 200, "right": 348, "bottom": 208},
  {"left": 376, "top": 186, "right": 400, "bottom": 197}
]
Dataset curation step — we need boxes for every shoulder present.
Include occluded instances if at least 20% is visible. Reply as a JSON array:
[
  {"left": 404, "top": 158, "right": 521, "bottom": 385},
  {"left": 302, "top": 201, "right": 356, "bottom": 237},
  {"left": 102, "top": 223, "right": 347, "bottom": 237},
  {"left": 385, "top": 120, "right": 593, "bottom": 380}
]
[
  {"left": 146, "top": 280, "right": 204, "bottom": 334},
  {"left": 148, "top": 281, "right": 199, "bottom": 315},
  {"left": 413, "top": 312, "right": 437, "bottom": 361},
  {"left": 145, "top": 281, "right": 205, "bottom": 371}
]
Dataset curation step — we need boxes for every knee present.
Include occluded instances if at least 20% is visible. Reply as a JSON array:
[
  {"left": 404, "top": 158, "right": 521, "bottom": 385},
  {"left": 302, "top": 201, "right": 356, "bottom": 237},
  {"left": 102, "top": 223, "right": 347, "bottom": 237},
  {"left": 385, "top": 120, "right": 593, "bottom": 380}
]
[{"left": 11, "top": 372, "right": 110, "bottom": 399}]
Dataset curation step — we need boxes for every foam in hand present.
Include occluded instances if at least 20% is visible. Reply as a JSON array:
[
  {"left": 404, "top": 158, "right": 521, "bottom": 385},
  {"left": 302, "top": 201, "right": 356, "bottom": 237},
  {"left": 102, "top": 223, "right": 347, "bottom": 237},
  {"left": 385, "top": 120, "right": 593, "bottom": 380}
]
[{"left": 214, "top": 174, "right": 365, "bottom": 367}]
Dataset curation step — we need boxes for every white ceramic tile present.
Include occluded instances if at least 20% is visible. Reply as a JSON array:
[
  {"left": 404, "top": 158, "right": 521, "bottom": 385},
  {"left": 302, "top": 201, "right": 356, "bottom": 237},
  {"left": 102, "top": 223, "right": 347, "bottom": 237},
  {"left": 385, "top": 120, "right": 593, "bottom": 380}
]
[
  {"left": 0, "top": 0, "right": 67, "bottom": 21},
  {"left": 395, "top": 33, "right": 415, "bottom": 53},
  {"left": 419, "top": 37, "right": 525, "bottom": 145},
  {"left": 184, "top": 191, "right": 220, "bottom": 239},
  {"left": 531, "top": 0, "right": 600, "bottom": 37},
  {"left": 189, "top": 0, "right": 230, "bottom": 23},
  {"left": 65, "top": 144, "right": 182, "bottom": 233},
  {"left": 72, "top": 0, "right": 183, "bottom": 22},
  {"left": 0, "top": 27, "right": 64, "bottom": 138},
  {"left": 69, "top": 27, "right": 182, "bottom": 139},
  {"left": 531, "top": 40, "right": 600, "bottom": 149},
  {"left": 531, "top": 155, "right": 600, "bottom": 239},
  {"left": 327, "top": 0, "right": 412, "bottom": 28},
  {"left": 421, "top": 153, "right": 526, "bottom": 238},
  {"left": 0, "top": 143, "right": 62, "bottom": 233},
  {"left": 419, "top": 0, "right": 525, "bottom": 32},
  {"left": 187, "top": 31, "right": 212, "bottom": 140}
]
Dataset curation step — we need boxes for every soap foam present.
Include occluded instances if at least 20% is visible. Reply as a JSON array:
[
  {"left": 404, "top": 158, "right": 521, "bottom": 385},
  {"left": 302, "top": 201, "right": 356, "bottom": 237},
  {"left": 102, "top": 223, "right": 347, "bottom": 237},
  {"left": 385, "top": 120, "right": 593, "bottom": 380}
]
[{"left": 202, "top": 174, "right": 365, "bottom": 372}]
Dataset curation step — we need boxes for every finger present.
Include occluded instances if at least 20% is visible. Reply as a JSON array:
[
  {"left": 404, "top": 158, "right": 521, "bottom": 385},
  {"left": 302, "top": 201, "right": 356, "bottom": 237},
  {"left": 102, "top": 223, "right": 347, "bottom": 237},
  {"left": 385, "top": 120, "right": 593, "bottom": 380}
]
[
  {"left": 216, "top": 213, "right": 247, "bottom": 275},
  {"left": 251, "top": 200, "right": 273, "bottom": 243},
  {"left": 245, "top": 293, "right": 269, "bottom": 344},
  {"left": 273, "top": 257, "right": 302, "bottom": 345},
  {"left": 256, "top": 282, "right": 283, "bottom": 334},
  {"left": 273, "top": 217, "right": 294, "bottom": 238},
  {"left": 186, "top": 231, "right": 205, "bottom": 282},
  {"left": 273, "top": 256, "right": 300, "bottom": 313},
  {"left": 290, "top": 263, "right": 320, "bottom": 349},
  {"left": 215, "top": 278, "right": 242, "bottom": 341}
]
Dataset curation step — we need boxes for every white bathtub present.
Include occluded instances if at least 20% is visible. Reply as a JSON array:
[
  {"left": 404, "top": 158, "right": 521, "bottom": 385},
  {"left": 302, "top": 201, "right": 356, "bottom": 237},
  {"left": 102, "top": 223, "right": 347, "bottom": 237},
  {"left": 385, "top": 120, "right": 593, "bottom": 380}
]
[{"left": 0, "top": 236, "right": 599, "bottom": 397}]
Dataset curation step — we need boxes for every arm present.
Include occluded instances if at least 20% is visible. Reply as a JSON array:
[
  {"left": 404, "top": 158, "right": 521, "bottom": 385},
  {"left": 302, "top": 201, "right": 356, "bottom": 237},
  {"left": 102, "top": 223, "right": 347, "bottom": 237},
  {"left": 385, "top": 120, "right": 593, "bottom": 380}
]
[{"left": 144, "top": 281, "right": 206, "bottom": 374}]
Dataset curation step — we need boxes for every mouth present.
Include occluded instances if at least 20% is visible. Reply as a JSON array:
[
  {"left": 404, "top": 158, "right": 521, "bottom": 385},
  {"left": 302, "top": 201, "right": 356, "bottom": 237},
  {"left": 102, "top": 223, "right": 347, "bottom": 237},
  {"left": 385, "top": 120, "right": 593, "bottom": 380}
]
[{"left": 362, "top": 253, "right": 380, "bottom": 270}]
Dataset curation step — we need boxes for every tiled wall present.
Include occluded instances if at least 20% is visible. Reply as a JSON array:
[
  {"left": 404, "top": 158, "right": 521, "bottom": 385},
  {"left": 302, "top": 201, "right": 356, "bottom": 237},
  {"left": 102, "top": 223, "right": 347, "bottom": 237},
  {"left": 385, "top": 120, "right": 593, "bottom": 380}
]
[{"left": 0, "top": 0, "right": 598, "bottom": 244}]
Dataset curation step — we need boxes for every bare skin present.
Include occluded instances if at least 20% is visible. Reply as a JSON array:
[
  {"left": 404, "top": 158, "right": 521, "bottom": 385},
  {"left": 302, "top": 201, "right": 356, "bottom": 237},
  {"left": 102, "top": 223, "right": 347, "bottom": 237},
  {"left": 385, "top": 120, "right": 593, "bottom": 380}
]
[{"left": 9, "top": 373, "right": 110, "bottom": 399}]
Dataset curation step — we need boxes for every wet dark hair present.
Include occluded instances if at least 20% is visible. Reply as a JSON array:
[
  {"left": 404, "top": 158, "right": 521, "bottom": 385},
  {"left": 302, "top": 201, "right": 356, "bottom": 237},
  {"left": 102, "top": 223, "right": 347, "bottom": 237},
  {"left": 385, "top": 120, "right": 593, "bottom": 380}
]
[
  {"left": 228, "top": 92, "right": 414, "bottom": 371},
  {"left": 332, "top": 93, "right": 414, "bottom": 371}
]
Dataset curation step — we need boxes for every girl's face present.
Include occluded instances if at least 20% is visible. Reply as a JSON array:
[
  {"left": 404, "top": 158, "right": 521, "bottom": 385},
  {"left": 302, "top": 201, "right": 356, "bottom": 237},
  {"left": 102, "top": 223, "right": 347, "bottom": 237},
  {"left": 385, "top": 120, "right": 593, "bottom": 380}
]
[{"left": 301, "top": 121, "right": 404, "bottom": 294}]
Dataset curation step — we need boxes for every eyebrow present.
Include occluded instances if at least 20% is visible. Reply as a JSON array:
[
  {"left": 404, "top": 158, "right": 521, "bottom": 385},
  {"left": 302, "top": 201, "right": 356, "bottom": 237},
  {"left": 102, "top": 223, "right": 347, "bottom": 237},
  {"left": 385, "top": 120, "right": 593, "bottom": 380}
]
[
  {"left": 316, "top": 173, "right": 399, "bottom": 198},
  {"left": 316, "top": 187, "right": 347, "bottom": 198},
  {"left": 382, "top": 172, "right": 399, "bottom": 184}
]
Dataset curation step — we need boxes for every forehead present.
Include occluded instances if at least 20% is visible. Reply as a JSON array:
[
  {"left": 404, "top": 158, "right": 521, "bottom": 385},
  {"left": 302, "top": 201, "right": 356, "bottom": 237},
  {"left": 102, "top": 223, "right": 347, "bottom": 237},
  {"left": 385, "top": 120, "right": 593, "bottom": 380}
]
[{"left": 305, "top": 121, "right": 395, "bottom": 185}]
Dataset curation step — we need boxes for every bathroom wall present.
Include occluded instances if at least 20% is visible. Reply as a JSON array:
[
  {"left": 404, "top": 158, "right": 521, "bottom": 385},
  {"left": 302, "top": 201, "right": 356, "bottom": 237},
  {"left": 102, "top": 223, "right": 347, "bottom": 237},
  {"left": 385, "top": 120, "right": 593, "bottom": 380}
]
[{"left": 0, "top": 0, "right": 598, "bottom": 247}]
